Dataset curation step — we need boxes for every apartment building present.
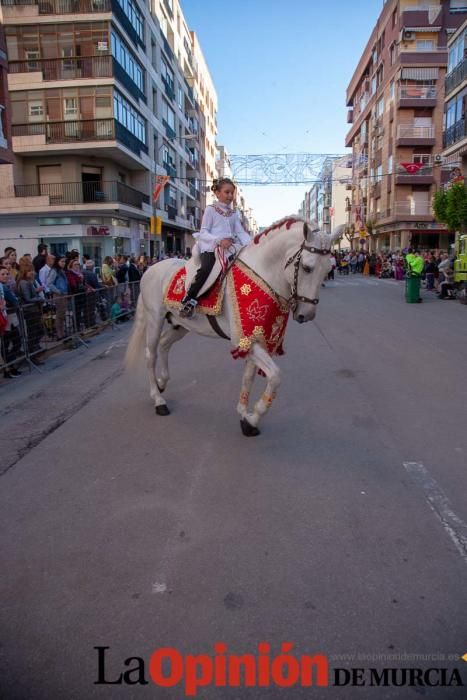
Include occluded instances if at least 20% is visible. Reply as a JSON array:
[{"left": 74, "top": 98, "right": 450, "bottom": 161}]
[
  {"left": 441, "top": 17, "right": 467, "bottom": 172},
  {"left": 0, "top": 7, "right": 14, "bottom": 164},
  {"left": 215, "top": 144, "right": 259, "bottom": 234},
  {"left": 0, "top": 0, "right": 214, "bottom": 262},
  {"left": 345, "top": 0, "right": 467, "bottom": 253},
  {"left": 300, "top": 157, "right": 351, "bottom": 234}
]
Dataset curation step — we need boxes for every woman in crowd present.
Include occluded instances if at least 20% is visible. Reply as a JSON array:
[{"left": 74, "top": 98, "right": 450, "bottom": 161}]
[
  {"left": 65, "top": 258, "right": 86, "bottom": 332},
  {"left": 16, "top": 260, "right": 45, "bottom": 362},
  {"left": 47, "top": 256, "right": 69, "bottom": 340}
]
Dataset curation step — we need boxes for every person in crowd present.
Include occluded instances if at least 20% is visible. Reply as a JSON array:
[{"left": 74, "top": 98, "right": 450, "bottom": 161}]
[
  {"left": 4, "top": 248, "right": 19, "bottom": 281},
  {"left": 65, "top": 258, "right": 86, "bottom": 331},
  {"left": 16, "top": 263, "right": 45, "bottom": 363},
  {"left": 438, "top": 266, "right": 455, "bottom": 299},
  {"left": 394, "top": 254, "right": 404, "bottom": 281},
  {"left": 0, "top": 257, "right": 18, "bottom": 294},
  {"left": 32, "top": 243, "right": 48, "bottom": 274},
  {"left": 47, "top": 256, "right": 69, "bottom": 340},
  {"left": 328, "top": 252, "right": 337, "bottom": 281},
  {"left": 180, "top": 177, "right": 251, "bottom": 317},
  {"left": 83, "top": 260, "right": 100, "bottom": 327},
  {"left": 424, "top": 254, "right": 437, "bottom": 291},
  {"left": 0, "top": 265, "right": 22, "bottom": 377},
  {"left": 38, "top": 254, "right": 55, "bottom": 294}
]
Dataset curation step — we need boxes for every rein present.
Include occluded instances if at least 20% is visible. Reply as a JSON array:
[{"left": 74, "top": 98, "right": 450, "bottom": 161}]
[{"left": 284, "top": 240, "right": 331, "bottom": 310}]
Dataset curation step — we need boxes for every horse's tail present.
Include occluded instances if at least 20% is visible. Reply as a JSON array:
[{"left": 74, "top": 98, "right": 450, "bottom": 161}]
[{"left": 125, "top": 293, "right": 146, "bottom": 371}]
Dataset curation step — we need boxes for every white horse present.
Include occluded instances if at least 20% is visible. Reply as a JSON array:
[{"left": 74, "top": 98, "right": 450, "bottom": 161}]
[{"left": 125, "top": 216, "right": 342, "bottom": 436}]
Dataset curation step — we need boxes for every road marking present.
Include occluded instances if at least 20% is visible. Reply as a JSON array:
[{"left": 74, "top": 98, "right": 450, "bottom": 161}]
[
  {"left": 152, "top": 581, "right": 167, "bottom": 594},
  {"left": 403, "top": 462, "right": 467, "bottom": 566}
]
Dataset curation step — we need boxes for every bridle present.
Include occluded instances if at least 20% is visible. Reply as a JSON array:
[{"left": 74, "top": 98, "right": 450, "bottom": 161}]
[{"left": 284, "top": 228, "right": 331, "bottom": 310}]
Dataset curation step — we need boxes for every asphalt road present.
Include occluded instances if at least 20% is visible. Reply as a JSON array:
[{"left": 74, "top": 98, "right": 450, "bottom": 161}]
[{"left": 1, "top": 276, "right": 466, "bottom": 700}]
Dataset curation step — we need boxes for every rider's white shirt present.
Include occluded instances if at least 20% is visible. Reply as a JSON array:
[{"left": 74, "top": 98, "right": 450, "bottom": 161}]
[{"left": 193, "top": 202, "right": 251, "bottom": 253}]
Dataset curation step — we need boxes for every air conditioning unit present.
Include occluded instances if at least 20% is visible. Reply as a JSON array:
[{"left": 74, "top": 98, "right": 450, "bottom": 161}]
[
  {"left": 434, "top": 154, "right": 443, "bottom": 165},
  {"left": 403, "top": 30, "right": 415, "bottom": 41}
]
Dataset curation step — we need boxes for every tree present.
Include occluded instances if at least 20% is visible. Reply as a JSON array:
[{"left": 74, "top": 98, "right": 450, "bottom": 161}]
[
  {"left": 344, "top": 223, "right": 355, "bottom": 243},
  {"left": 433, "top": 182, "right": 467, "bottom": 232}
]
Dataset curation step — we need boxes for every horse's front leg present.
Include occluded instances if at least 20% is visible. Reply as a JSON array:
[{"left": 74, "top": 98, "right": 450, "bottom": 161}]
[
  {"left": 240, "top": 344, "right": 281, "bottom": 437},
  {"left": 237, "top": 357, "right": 256, "bottom": 419}
]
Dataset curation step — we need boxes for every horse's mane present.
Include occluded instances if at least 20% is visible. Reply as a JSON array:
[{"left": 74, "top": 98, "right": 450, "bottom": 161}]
[{"left": 253, "top": 215, "right": 313, "bottom": 245}]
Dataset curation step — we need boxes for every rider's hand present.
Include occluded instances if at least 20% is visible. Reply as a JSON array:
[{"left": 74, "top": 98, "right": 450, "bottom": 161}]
[{"left": 219, "top": 238, "right": 233, "bottom": 249}]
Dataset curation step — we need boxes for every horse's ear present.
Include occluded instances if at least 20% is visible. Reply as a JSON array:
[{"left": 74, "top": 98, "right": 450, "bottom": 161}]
[{"left": 303, "top": 222, "right": 308, "bottom": 239}]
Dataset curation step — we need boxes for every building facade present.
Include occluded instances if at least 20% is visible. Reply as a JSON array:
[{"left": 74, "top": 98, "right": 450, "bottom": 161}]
[
  {"left": 0, "top": 6, "right": 14, "bottom": 165},
  {"left": 0, "top": 0, "right": 215, "bottom": 262},
  {"left": 215, "top": 144, "right": 258, "bottom": 234},
  {"left": 345, "top": 0, "right": 467, "bottom": 253},
  {"left": 441, "top": 17, "right": 467, "bottom": 174},
  {"left": 299, "top": 156, "right": 351, "bottom": 236}
]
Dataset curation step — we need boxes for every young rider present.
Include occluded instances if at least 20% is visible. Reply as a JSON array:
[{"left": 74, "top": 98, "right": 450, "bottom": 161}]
[{"left": 180, "top": 177, "right": 251, "bottom": 317}]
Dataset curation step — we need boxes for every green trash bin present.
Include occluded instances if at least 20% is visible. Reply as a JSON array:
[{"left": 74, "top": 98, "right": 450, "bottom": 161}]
[{"left": 405, "top": 274, "right": 421, "bottom": 303}]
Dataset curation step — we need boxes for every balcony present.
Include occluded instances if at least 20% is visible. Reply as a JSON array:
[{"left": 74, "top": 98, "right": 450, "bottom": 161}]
[
  {"left": 347, "top": 109, "right": 353, "bottom": 124},
  {"left": 445, "top": 57, "right": 467, "bottom": 97},
  {"left": 395, "top": 162, "right": 434, "bottom": 185},
  {"left": 8, "top": 55, "right": 112, "bottom": 82},
  {"left": 1, "top": 0, "right": 111, "bottom": 14},
  {"left": 165, "top": 203, "right": 177, "bottom": 220},
  {"left": 162, "top": 119, "right": 176, "bottom": 139},
  {"left": 395, "top": 124, "right": 435, "bottom": 147},
  {"left": 443, "top": 118, "right": 467, "bottom": 148},
  {"left": 397, "top": 85, "right": 437, "bottom": 109},
  {"left": 398, "top": 46, "right": 447, "bottom": 66},
  {"left": 162, "top": 36, "right": 174, "bottom": 62},
  {"left": 162, "top": 161, "right": 176, "bottom": 178},
  {"left": 162, "top": 77, "right": 175, "bottom": 102},
  {"left": 111, "top": 0, "right": 144, "bottom": 48},
  {"left": 9, "top": 180, "right": 149, "bottom": 209},
  {"left": 400, "top": 5, "right": 442, "bottom": 28},
  {"left": 11, "top": 118, "right": 148, "bottom": 163},
  {"left": 376, "top": 201, "right": 434, "bottom": 222}
]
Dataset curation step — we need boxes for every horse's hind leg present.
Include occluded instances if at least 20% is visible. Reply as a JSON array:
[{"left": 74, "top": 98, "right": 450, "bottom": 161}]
[
  {"left": 145, "top": 314, "right": 169, "bottom": 415},
  {"left": 240, "top": 344, "right": 281, "bottom": 437},
  {"left": 157, "top": 324, "right": 189, "bottom": 392},
  {"left": 237, "top": 358, "right": 256, "bottom": 419}
]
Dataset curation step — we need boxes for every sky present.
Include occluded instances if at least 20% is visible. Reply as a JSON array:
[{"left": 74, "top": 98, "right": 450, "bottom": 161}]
[{"left": 181, "top": 0, "right": 383, "bottom": 227}]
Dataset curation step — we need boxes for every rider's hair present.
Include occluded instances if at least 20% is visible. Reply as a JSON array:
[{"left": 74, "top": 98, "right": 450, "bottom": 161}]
[{"left": 211, "top": 177, "right": 235, "bottom": 193}]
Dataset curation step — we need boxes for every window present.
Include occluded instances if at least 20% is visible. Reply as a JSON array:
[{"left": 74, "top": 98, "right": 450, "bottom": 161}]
[
  {"left": 113, "top": 90, "right": 146, "bottom": 143},
  {"left": 111, "top": 30, "right": 145, "bottom": 93},
  {"left": 389, "top": 43, "right": 395, "bottom": 66},
  {"left": 161, "top": 57, "right": 174, "bottom": 90},
  {"left": 448, "top": 29, "right": 467, "bottom": 72},
  {"left": 413, "top": 154, "right": 431, "bottom": 165},
  {"left": 64, "top": 97, "right": 78, "bottom": 117},
  {"left": 450, "top": 0, "right": 467, "bottom": 11},
  {"left": 29, "top": 101, "right": 44, "bottom": 118},
  {"left": 162, "top": 100, "right": 175, "bottom": 130},
  {"left": 388, "top": 155, "right": 393, "bottom": 174},
  {"left": 162, "top": 144, "right": 175, "bottom": 168},
  {"left": 392, "top": 8, "right": 397, "bottom": 27},
  {"left": 389, "top": 80, "right": 395, "bottom": 101},
  {"left": 416, "top": 40, "right": 435, "bottom": 51},
  {"left": 115, "top": 0, "right": 144, "bottom": 41},
  {"left": 376, "top": 165, "right": 383, "bottom": 182},
  {"left": 376, "top": 97, "right": 384, "bottom": 117},
  {"left": 178, "top": 85, "right": 183, "bottom": 109}
]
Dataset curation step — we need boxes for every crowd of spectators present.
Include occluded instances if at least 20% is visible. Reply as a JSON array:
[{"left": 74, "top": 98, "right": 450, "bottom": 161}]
[
  {"left": 331, "top": 249, "right": 457, "bottom": 298},
  {"left": 0, "top": 243, "right": 150, "bottom": 379}
]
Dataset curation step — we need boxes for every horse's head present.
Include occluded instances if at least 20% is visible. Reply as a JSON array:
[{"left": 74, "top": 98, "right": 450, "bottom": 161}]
[{"left": 287, "top": 222, "right": 344, "bottom": 323}]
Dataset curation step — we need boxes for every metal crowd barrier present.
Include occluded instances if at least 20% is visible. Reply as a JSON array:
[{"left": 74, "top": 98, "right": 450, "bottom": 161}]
[{"left": 1, "top": 281, "right": 140, "bottom": 376}]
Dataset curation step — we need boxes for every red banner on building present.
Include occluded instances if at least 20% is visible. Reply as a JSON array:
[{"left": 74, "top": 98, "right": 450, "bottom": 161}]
[{"left": 400, "top": 162, "right": 424, "bottom": 175}]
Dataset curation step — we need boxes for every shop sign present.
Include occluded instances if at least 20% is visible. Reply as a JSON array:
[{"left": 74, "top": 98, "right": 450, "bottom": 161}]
[
  {"left": 97, "top": 41, "right": 108, "bottom": 51},
  {"left": 87, "top": 225, "right": 110, "bottom": 236}
]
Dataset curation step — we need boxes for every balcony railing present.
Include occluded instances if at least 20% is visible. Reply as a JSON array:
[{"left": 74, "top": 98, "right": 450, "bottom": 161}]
[
  {"left": 12, "top": 118, "right": 115, "bottom": 142},
  {"left": 163, "top": 161, "right": 176, "bottom": 178},
  {"left": 11, "top": 118, "right": 148, "bottom": 156},
  {"left": 8, "top": 55, "right": 112, "bottom": 81},
  {"left": 1, "top": 0, "right": 111, "bottom": 11},
  {"left": 399, "top": 86, "right": 436, "bottom": 100},
  {"left": 396, "top": 163, "right": 433, "bottom": 174},
  {"left": 445, "top": 57, "right": 467, "bottom": 96},
  {"left": 443, "top": 118, "right": 467, "bottom": 148},
  {"left": 396, "top": 125, "right": 435, "bottom": 139},
  {"left": 10, "top": 180, "right": 149, "bottom": 208},
  {"left": 162, "top": 77, "right": 175, "bottom": 102},
  {"left": 162, "top": 36, "right": 174, "bottom": 62},
  {"left": 162, "top": 119, "right": 176, "bottom": 139}
]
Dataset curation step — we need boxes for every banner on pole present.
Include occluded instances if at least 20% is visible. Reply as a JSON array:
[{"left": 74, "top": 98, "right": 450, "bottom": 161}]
[{"left": 153, "top": 175, "right": 170, "bottom": 203}]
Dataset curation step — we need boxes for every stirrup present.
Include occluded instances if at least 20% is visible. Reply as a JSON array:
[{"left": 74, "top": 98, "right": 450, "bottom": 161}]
[{"left": 179, "top": 298, "right": 198, "bottom": 318}]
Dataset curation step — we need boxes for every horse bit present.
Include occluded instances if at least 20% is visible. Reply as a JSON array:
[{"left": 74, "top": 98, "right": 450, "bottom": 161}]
[{"left": 284, "top": 231, "right": 331, "bottom": 310}]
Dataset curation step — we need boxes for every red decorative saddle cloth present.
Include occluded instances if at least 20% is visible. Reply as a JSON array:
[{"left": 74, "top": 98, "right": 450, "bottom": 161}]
[
  {"left": 164, "top": 266, "right": 224, "bottom": 315},
  {"left": 164, "top": 260, "right": 290, "bottom": 357}
]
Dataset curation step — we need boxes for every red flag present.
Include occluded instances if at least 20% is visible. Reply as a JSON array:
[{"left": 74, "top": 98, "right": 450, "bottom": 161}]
[
  {"left": 153, "top": 175, "right": 169, "bottom": 203},
  {"left": 400, "top": 162, "right": 424, "bottom": 174}
]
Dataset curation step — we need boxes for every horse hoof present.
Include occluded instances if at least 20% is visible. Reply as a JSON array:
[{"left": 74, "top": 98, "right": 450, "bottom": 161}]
[
  {"left": 155, "top": 405, "right": 170, "bottom": 416},
  {"left": 240, "top": 418, "right": 260, "bottom": 437}
]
